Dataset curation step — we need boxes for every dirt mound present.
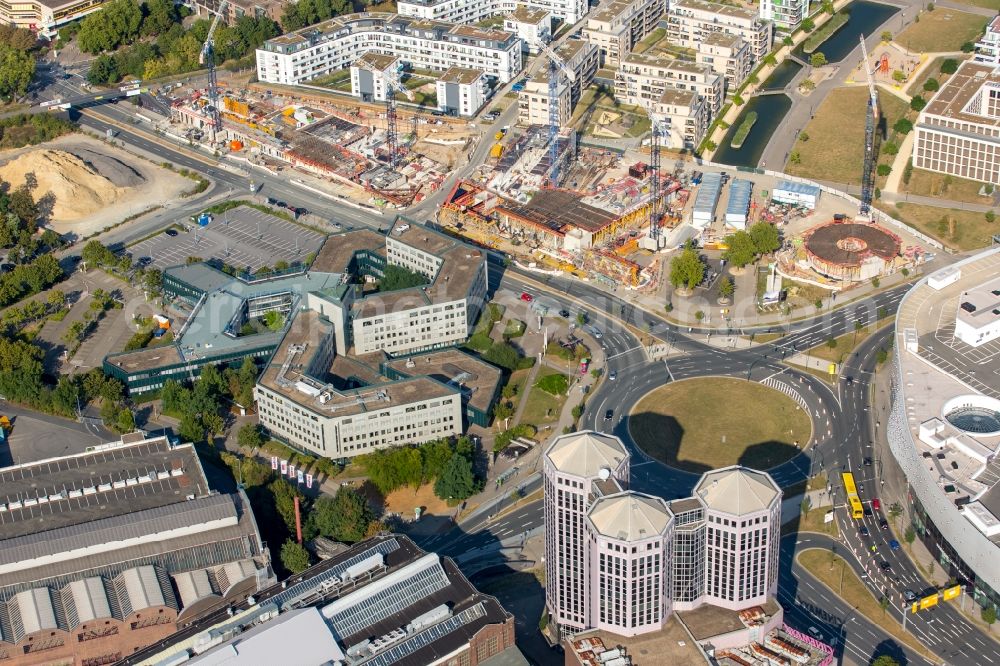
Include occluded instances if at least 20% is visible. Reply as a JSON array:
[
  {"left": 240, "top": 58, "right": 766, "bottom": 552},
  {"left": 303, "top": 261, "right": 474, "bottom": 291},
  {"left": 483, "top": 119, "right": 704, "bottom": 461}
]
[{"left": 0, "top": 149, "right": 126, "bottom": 222}]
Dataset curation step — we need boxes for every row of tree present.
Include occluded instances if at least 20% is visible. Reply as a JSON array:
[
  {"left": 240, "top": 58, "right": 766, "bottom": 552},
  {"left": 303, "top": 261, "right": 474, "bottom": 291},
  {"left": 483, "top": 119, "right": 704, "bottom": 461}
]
[
  {"left": 358, "top": 435, "right": 481, "bottom": 501},
  {"left": 722, "top": 222, "right": 782, "bottom": 269},
  {"left": 160, "top": 358, "right": 259, "bottom": 442},
  {"left": 83, "top": 0, "right": 279, "bottom": 85}
]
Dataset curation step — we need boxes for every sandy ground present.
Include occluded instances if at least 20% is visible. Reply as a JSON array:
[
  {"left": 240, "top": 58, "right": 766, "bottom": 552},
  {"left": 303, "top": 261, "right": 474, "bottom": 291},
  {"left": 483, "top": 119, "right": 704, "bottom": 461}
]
[{"left": 0, "top": 134, "right": 190, "bottom": 239}]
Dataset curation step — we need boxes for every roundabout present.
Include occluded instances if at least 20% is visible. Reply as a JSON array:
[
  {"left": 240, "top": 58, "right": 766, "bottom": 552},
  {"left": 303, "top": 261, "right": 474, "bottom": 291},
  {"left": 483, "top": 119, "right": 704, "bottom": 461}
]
[{"left": 628, "top": 376, "right": 813, "bottom": 473}]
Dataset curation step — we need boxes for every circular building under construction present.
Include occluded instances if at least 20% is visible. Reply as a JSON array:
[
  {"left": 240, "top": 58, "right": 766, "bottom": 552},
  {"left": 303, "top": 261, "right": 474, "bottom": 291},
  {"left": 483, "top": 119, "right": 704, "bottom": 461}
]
[{"left": 803, "top": 221, "right": 901, "bottom": 282}]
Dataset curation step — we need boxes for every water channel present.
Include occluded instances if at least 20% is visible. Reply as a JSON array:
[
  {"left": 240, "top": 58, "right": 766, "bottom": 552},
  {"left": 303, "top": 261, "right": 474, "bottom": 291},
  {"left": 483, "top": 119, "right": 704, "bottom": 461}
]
[{"left": 713, "top": 0, "right": 901, "bottom": 167}]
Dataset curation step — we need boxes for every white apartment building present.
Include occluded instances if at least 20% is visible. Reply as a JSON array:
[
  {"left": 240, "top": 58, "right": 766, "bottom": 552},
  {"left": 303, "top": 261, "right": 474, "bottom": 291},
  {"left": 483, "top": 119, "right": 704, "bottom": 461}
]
[
  {"left": 581, "top": 0, "right": 666, "bottom": 67},
  {"left": 256, "top": 12, "right": 523, "bottom": 86},
  {"left": 913, "top": 61, "right": 1000, "bottom": 185},
  {"left": 759, "top": 0, "right": 808, "bottom": 29},
  {"left": 667, "top": 0, "right": 772, "bottom": 65},
  {"left": 504, "top": 5, "right": 553, "bottom": 54},
  {"left": 517, "top": 39, "right": 599, "bottom": 126},
  {"left": 651, "top": 88, "right": 708, "bottom": 149},
  {"left": 436, "top": 67, "right": 489, "bottom": 116},
  {"left": 614, "top": 52, "right": 724, "bottom": 118},
  {"left": 974, "top": 16, "right": 1000, "bottom": 66},
  {"left": 699, "top": 32, "right": 752, "bottom": 89},
  {"left": 350, "top": 52, "right": 400, "bottom": 103},
  {"left": 254, "top": 310, "right": 464, "bottom": 458},
  {"left": 397, "top": 0, "right": 586, "bottom": 27}
]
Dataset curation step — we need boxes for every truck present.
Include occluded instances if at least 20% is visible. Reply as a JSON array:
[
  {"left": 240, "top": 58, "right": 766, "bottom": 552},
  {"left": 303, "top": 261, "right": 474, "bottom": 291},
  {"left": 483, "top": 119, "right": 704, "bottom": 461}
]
[{"left": 490, "top": 143, "right": 504, "bottom": 159}]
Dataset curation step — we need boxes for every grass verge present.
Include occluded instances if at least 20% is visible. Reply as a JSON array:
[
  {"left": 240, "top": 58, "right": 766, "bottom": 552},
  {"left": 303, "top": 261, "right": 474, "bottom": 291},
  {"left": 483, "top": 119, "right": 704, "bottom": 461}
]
[
  {"left": 896, "top": 9, "right": 988, "bottom": 53},
  {"left": 892, "top": 202, "right": 996, "bottom": 251},
  {"left": 520, "top": 366, "right": 569, "bottom": 428},
  {"left": 901, "top": 167, "right": 994, "bottom": 205}
]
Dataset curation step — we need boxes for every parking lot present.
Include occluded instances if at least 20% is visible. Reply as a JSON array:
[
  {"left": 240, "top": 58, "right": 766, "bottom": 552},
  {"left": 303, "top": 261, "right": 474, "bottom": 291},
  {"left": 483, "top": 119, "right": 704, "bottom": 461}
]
[{"left": 128, "top": 206, "right": 326, "bottom": 271}]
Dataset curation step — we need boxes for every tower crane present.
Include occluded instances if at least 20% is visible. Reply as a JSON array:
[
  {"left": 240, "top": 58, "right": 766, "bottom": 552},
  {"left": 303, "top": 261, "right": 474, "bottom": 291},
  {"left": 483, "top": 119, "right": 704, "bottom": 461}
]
[
  {"left": 530, "top": 40, "right": 576, "bottom": 187},
  {"left": 199, "top": 0, "right": 229, "bottom": 143},
  {"left": 858, "top": 35, "right": 881, "bottom": 218},
  {"left": 383, "top": 62, "right": 416, "bottom": 169},
  {"left": 642, "top": 100, "right": 682, "bottom": 246}
]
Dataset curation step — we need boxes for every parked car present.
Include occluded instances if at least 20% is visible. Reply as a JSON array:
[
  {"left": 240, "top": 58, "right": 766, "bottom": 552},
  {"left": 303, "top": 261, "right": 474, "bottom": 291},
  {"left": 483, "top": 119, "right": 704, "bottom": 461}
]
[
  {"left": 520, "top": 292, "right": 533, "bottom": 302},
  {"left": 604, "top": 409, "right": 613, "bottom": 421},
  {"left": 165, "top": 229, "right": 178, "bottom": 237}
]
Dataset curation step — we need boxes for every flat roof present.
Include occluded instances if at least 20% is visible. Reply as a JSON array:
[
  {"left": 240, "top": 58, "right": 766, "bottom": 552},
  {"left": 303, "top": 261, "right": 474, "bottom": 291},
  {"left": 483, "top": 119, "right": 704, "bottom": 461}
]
[
  {"left": 189, "top": 607, "right": 345, "bottom": 665},
  {"left": 693, "top": 172, "right": 723, "bottom": 213},
  {"left": 956, "top": 275, "right": 1000, "bottom": 331},
  {"left": 507, "top": 5, "right": 550, "bottom": 23},
  {"left": 589, "top": 0, "right": 644, "bottom": 24},
  {"left": 659, "top": 88, "right": 698, "bottom": 106},
  {"left": 622, "top": 51, "right": 713, "bottom": 75},
  {"left": 703, "top": 31, "right": 744, "bottom": 47},
  {"left": 497, "top": 189, "right": 619, "bottom": 235},
  {"left": 679, "top": 597, "right": 781, "bottom": 640},
  {"left": 922, "top": 60, "right": 1000, "bottom": 130},
  {"left": 774, "top": 180, "right": 820, "bottom": 196},
  {"left": 311, "top": 229, "right": 387, "bottom": 273},
  {"left": 383, "top": 348, "right": 502, "bottom": 413},
  {"left": 439, "top": 66, "right": 486, "bottom": 85},
  {"left": 568, "top": 615, "right": 706, "bottom": 665},
  {"left": 0, "top": 437, "right": 208, "bottom": 541},
  {"left": 726, "top": 179, "right": 753, "bottom": 216},
  {"left": 258, "top": 310, "right": 458, "bottom": 416},
  {"left": 356, "top": 51, "right": 400, "bottom": 71},
  {"left": 673, "top": 0, "right": 757, "bottom": 20}
]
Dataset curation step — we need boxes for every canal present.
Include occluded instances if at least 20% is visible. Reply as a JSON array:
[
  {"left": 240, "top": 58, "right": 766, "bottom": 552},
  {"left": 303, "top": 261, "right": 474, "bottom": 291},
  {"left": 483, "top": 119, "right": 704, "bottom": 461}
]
[
  {"left": 795, "top": 0, "right": 900, "bottom": 63},
  {"left": 760, "top": 60, "right": 803, "bottom": 91},
  {"left": 712, "top": 94, "right": 792, "bottom": 168}
]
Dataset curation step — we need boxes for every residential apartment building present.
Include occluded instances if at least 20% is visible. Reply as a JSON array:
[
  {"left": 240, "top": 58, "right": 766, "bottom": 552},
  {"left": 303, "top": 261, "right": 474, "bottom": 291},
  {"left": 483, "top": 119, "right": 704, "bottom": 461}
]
[
  {"left": 913, "top": 60, "right": 1000, "bottom": 185},
  {"left": 974, "top": 15, "right": 1000, "bottom": 67},
  {"left": 543, "top": 430, "right": 782, "bottom": 636},
  {"left": 0, "top": 0, "right": 108, "bottom": 36},
  {"left": 614, "top": 52, "right": 724, "bottom": 118},
  {"left": 651, "top": 88, "right": 708, "bottom": 149},
  {"left": 581, "top": 0, "right": 666, "bottom": 67},
  {"left": 517, "top": 39, "right": 599, "bottom": 126},
  {"left": 699, "top": 31, "right": 752, "bottom": 89},
  {"left": 256, "top": 12, "right": 523, "bottom": 86},
  {"left": 436, "top": 67, "right": 488, "bottom": 116},
  {"left": 397, "top": 0, "right": 586, "bottom": 28},
  {"left": 350, "top": 52, "right": 400, "bottom": 104},
  {"left": 504, "top": 5, "right": 552, "bottom": 53},
  {"left": 667, "top": 0, "right": 772, "bottom": 65},
  {"left": 759, "top": 0, "right": 808, "bottom": 29}
]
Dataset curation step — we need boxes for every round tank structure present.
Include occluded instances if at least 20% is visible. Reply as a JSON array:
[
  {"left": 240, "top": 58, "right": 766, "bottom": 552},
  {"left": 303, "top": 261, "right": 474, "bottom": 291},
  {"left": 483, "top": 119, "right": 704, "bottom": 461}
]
[{"left": 803, "top": 221, "right": 901, "bottom": 282}]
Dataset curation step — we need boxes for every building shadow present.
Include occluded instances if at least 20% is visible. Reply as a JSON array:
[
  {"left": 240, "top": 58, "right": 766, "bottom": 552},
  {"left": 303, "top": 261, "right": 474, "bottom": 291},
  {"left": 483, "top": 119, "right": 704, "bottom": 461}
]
[
  {"left": 739, "top": 441, "right": 803, "bottom": 474},
  {"left": 869, "top": 638, "right": 908, "bottom": 666}
]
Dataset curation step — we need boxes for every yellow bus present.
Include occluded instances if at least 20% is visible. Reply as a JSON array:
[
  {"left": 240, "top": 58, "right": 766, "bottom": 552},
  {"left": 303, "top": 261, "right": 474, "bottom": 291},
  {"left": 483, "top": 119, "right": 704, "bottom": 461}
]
[{"left": 842, "top": 472, "right": 864, "bottom": 519}]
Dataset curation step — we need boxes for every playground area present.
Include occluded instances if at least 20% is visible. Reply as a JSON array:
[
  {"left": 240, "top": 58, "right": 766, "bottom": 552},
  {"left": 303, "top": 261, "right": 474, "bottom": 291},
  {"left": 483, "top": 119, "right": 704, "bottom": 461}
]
[{"left": 846, "top": 40, "right": 921, "bottom": 90}]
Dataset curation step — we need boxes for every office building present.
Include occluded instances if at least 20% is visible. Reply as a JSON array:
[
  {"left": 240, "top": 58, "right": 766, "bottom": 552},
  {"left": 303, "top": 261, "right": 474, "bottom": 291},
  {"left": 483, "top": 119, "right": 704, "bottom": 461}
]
[
  {"left": 759, "top": 0, "right": 808, "bottom": 29},
  {"left": 0, "top": 433, "right": 272, "bottom": 666},
  {"left": 504, "top": 5, "right": 553, "bottom": 54},
  {"left": 126, "top": 535, "right": 527, "bottom": 666},
  {"left": 436, "top": 67, "right": 489, "bottom": 117},
  {"left": 543, "top": 431, "right": 782, "bottom": 637},
  {"left": 913, "top": 60, "right": 1000, "bottom": 185},
  {"left": 0, "top": 0, "right": 108, "bottom": 37},
  {"left": 256, "top": 12, "right": 523, "bottom": 87},
  {"left": 517, "top": 39, "right": 599, "bottom": 126},
  {"left": 397, "top": 0, "right": 586, "bottom": 29},
  {"left": 582, "top": 0, "right": 666, "bottom": 67},
  {"left": 614, "top": 52, "right": 724, "bottom": 118},
  {"left": 667, "top": 0, "right": 772, "bottom": 65},
  {"left": 973, "top": 14, "right": 1000, "bottom": 66}
]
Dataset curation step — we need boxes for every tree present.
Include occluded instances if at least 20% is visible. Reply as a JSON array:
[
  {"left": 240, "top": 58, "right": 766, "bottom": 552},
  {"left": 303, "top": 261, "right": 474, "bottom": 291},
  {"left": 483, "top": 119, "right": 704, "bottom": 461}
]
[
  {"left": 810, "top": 52, "right": 827, "bottom": 68},
  {"left": 141, "top": 0, "right": 180, "bottom": 36},
  {"left": 695, "top": 310, "right": 705, "bottom": 322},
  {"left": 910, "top": 95, "right": 926, "bottom": 111},
  {"left": 882, "top": 141, "right": 899, "bottom": 156},
  {"left": 879, "top": 595, "right": 890, "bottom": 615},
  {"left": 749, "top": 222, "right": 780, "bottom": 254},
  {"left": 718, "top": 277, "right": 735, "bottom": 300},
  {"left": 732, "top": 94, "right": 745, "bottom": 106},
  {"left": 280, "top": 540, "right": 311, "bottom": 574},
  {"left": 669, "top": 247, "right": 704, "bottom": 290},
  {"left": 940, "top": 58, "right": 958, "bottom": 75},
  {"left": 76, "top": 0, "right": 143, "bottom": 53},
  {"left": 799, "top": 131, "right": 809, "bottom": 142},
  {"left": 987, "top": 210, "right": 996, "bottom": 224},
  {"left": 178, "top": 411, "right": 204, "bottom": 443},
  {"left": 576, "top": 311, "right": 588, "bottom": 326},
  {"left": 237, "top": 422, "right": 264, "bottom": 449},
  {"left": 0, "top": 45, "right": 35, "bottom": 101},
  {"left": 877, "top": 164, "right": 892, "bottom": 177},
  {"left": 872, "top": 655, "right": 900, "bottom": 666},
  {"left": 434, "top": 452, "right": 479, "bottom": 500},
  {"left": 800, "top": 497, "right": 811, "bottom": 520},
  {"left": 880, "top": 30, "right": 892, "bottom": 42},
  {"left": 379, "top": 264, "right": 427, "bottom": 292},
  {"left": 904, "top": 525, "right": 916, "bottom": 546},
  {"left": 81, "top": 240, "right": 116, "bottom": 269},
  {"left": 269, "top": 478, "right": 307, "bottom": 532},
  {"left": 311, "top": 488, "right": 374, "bottom": 543},
  {"left": 723, "top": 231, "right": 756, "bottom": 268},
  {"left": 892, "top": 69, "right": 906, "bottom": 83},
  {"left": 893, "top": 118, "right": 913, "bottom": 135},
  {"left": 961, "top": 41, "right": 975, "bottom": 53},
  {"left": 923, "top": 77, "right": 940, "bottom": 92},
  {"left": 783, "top": 35, "right": 794, "bottom": 46},
  {"left": 801, "top": 17, "right": 815, "bottom": 31},
  {"left": 826, "top": 337, "right": 838, "bottom": 349},
  {"left": 483, "top": 342, "right": 521, "bottom": 372},
  {"left": 872, "top": 276, "right": 881, "bottom": 288},
  {"left": 764, "top": 54, "right": 777, "bottom": 66},
  {"left": 983, "top": 605, "right": 997, "bottom": 627},
  {"left": 789, "top": 150, "right": 802, "bottom": 165}
]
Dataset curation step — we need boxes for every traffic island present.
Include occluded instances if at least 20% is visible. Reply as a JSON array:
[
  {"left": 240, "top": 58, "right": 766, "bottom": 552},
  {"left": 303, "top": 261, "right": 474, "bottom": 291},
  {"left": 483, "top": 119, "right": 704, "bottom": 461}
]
[{"left": 628, "top": 377, "right": 812, "bottom": 473}]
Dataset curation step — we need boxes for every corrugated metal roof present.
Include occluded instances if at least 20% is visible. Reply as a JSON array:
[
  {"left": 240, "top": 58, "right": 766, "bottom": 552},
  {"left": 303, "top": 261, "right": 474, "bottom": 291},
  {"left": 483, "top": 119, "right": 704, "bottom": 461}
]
[
  {"left": 0, "top": 494, "right": 236, "bottom": 569},
  {"left": 725, "top": 179, "right": 752, "bottom": 217},
  {"left": 174, "top": 569, "right": 217, "bottom": 608},
  {"left": 122, "top": 566, "right": 166, "bottom": 612},
  {"left": 218, "top": 560, "right": 257, "bottom": 595},
  {"left": 16, "top": 588, "right": 57, "bottom": 634},
  {"left": 66, "top": 577, "right": 112, "bottom": 623},
  {"left": 693, "top": 173, "right": 722, "bottom": 214},
  {"left": 774, "top": 180, "right": 820, "bottom": 197}
]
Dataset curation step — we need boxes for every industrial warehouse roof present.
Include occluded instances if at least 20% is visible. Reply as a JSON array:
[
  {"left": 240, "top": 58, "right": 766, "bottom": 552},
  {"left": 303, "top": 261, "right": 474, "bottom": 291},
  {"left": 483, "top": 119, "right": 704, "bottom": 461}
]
[
  {"left": 0, "top": 437, "right": 208, "bottom": 540},
  {"left": 497, "top": 189, "right": 620, "bottom": 235},
  {"left": 545, "top": 431, "right": 628, "bottom": 478},
  {"left": 695, "top": 466, "right": 780, "bottom": 515},
  {"left": 693, "top": 172, "right": 723, "bottom": 214},
  {"left": 588, "top": 492, "right": 672, "bottom": 541}
]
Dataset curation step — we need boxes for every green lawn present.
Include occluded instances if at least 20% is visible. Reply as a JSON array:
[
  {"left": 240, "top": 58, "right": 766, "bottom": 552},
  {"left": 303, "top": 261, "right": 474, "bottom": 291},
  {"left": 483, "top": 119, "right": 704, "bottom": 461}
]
[
  {"left": 901, "top": 167, "right": 994, "bottom": 204},
  {"left": 906, "top": 55, "right": 965, "bottom": 96},
  {"left": 896, "top": 8, "right": 988, "bottom": 52},
  {"left": 787, "top": 87, "right": 910, "bottom": 184},
  {"left": 808, "top": 326, "right": 876, "bottom": 363},
  {"left": 629, "top": 377, "right": 812, "bottom": 473},
  {"left": 949, "top": 0, "right": 999, "bottom": 9},
  {"left": 892, "top": 202, "right": 997, "bottom": 251},
  {"left": 520, "top": 367, "right": 569, "bottom": 427}
]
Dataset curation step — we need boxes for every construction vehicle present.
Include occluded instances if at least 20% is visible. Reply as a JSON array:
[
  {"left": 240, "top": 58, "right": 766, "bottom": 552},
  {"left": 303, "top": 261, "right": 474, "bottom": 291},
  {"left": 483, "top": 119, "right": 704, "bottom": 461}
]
[{"left": 0, "top": 415, "right": 11, "bottom": 444}]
